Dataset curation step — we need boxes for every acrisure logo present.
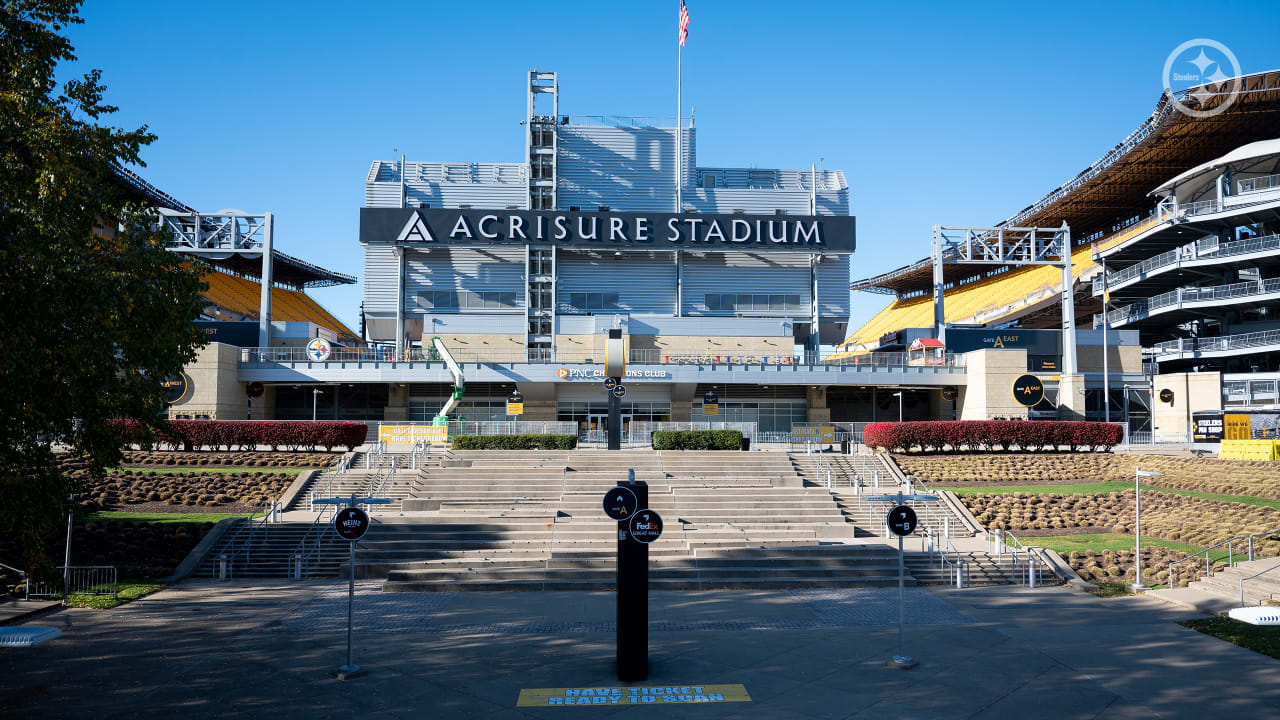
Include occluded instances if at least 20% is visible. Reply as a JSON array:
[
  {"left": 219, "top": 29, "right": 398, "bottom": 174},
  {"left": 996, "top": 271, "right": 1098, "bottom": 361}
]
[{"left": 1162, "top": 38, "right": 1242, "bottom": 118}]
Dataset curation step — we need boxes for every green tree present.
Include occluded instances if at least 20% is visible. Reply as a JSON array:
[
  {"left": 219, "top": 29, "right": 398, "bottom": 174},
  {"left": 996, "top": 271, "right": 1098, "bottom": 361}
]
[{"left": 0, "top": 1, "right": 207, "bottom": 573}]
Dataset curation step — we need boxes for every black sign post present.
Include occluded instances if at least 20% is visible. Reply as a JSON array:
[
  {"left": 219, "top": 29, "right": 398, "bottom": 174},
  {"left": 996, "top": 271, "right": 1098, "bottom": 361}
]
[
  {"left": 313, "top": 494, "right": 392, "bottom": 681},
  {"left": 612, "top": 468, "right": 661, "bottom": 681},
  {"left": 866, "top": 491, "right": 941, "bottom": 671}
]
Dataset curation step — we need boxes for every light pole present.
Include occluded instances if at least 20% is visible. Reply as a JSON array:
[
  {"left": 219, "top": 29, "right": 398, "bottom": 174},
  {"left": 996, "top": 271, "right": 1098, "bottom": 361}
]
[
  {"left": 312, "top": 388, "right": 324, "bottom": 421},
  {"left": 893, "top": 391, "right": 904, "bottom": 422},
  {"left": 1132, "top": 469, "right": 1162, "bottom": 590}
]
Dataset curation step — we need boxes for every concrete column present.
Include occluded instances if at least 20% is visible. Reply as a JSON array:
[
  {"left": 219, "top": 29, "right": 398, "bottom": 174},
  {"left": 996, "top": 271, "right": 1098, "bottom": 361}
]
[
  {"left": 806, "top": 386, "right": 831, "bottom": 423},
  {"left": 1057, "top": 373, "right": 1087, "bottom": 421},
  {"left": 670, "top": 383, "right": 695, "bottom": 422},
  {"left": 384, "top": 383, "right": 409, "bottom": 421},
  {"left": 956, "top": 348, "right": 1029, "bottom": 420}
]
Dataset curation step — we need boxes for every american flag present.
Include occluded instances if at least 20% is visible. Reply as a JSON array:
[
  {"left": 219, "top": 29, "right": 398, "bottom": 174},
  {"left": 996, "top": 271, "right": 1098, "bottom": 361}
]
[{"left": 679, "top": 0, "right": 690, "bottom": 46}]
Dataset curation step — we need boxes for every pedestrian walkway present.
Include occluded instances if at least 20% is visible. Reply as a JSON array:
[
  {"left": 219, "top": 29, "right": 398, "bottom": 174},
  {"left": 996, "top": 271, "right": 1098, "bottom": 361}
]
[{"left": 1, "top": 581, "right": 1276, "bottom": 718}]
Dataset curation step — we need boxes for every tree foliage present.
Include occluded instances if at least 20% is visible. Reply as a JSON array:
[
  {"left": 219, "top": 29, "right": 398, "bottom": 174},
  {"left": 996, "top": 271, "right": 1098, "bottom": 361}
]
[{"left": 0, "top": 1, "right": 207, "bottom": 571}]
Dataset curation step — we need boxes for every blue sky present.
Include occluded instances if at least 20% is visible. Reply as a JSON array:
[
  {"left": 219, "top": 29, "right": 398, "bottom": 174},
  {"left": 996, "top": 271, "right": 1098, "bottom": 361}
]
[{"left": 67, "top": 0, "right": 1280, "bottom": 336}]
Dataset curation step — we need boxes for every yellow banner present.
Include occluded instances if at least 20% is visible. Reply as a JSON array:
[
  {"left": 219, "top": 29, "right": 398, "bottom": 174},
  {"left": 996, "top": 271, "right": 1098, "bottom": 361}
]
[
  {"left": 703, "top": 404, "right": 719, "bottom": 416},
  {"left": 1224, "top": 413, "right": 1251, "bottom": 441},
  {"left": 790, "top": 425, "right": 836, "bottom": 443},
  {"left": 378, "top": 425, "right": 448, "bottom": 444},
  {"left": 517, "top": 684, "right": 750, "bottom": 707},
  {"left": 507, "top": 402, "right": 524, "bottom": 416}
]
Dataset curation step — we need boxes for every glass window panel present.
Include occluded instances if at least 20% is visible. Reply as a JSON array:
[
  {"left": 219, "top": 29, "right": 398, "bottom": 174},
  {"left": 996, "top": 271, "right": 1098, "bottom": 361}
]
[
  {"left": 770, "top": 294, "right": 785, "bottom": 310},
  {"left": 605, "top": 292, "right": 619, "bottom": 309},
  {"left": 753, "top": 295, "right": 769, "bottom": 310},
  {"left": 736, "top": 294, "right": 752, "bottom": 310},
  {"left": 705, "top": 294, "right": 721, "bottom": 311}
]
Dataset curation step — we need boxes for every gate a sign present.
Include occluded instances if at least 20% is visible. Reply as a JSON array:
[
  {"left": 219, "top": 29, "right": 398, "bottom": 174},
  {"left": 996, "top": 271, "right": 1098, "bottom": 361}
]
[{"left": 1011, "top": 374, "right": 1045, "bottom": 407}]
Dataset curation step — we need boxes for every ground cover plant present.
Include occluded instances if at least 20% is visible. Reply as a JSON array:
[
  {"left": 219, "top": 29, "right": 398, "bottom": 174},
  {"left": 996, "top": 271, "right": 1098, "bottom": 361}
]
[
  {"left": 896, "top": 453, "right": 1280, "bottom": 500},
  {"left": 119, "top": 451, "right": 339, "bottom": 468},
  {"left": 1181, "top": 617, "right": 1280, "bottom": 661},
  {"left": 962, "top": 490, "right": 1280, "bottom": 546},
  {"left": 1, "top": 519, "right": 214, "bottom": 596},
  {"left": 67, "top": 467, "right": 294, "bottom": 511}
]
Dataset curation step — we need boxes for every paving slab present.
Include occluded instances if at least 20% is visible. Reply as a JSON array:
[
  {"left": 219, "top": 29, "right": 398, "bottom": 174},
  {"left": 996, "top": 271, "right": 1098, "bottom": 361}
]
[{"left": 0, "top": 580, "right": 1277, "bottom": 718}]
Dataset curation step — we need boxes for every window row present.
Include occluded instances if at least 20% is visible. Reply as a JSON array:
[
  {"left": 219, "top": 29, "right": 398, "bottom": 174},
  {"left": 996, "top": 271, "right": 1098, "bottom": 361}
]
[
  {"left": 704, "top": 293, "right": 806, "bottom": 312},
  {"left": 418, "top": 290, "right": 522, "bottom": 310},
  {"left": 562, "top": 292, "right": 620, "bottom": 311}
]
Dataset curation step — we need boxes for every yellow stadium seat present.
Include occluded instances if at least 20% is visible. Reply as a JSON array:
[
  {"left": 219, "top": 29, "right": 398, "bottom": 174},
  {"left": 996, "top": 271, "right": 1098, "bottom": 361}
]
[
  {"left": 838, "top": 217, "right": 1165, "bottom": 353},
  {"left": 200, "top": 270, "right": 359, "bottom": 342}
]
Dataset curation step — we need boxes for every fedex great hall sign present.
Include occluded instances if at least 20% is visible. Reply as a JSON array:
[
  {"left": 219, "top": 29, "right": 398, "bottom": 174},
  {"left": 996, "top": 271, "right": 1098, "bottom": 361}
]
[{"left": 360, "top": 208, "right": 855, "bottom": 254}]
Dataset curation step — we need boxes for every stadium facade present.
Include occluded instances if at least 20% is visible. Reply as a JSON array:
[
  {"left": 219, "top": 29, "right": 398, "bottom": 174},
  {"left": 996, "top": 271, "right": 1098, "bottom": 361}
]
[
  {"left": 837, "top": 69, "right": 1280, "bottom": 438},
  {"left": 168, "top": 68, "right": 1280, "bottom": 434}
]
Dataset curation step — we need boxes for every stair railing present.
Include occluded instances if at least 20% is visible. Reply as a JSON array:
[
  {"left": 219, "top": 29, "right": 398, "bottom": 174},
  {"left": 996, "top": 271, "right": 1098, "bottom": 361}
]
[
  {"left": 922, "top": 527, "right": 968, "bottom": 588},
  {"left": 291, "top": 504, "right": 338, "bottom": 579},
  {"left": 367, "top": 454, "right": 397, "bottom": 500},
  {"left": 991, "top": 529, "right": 1045, "bottom": 587},
  {"left": 364, "top": 440, "right": 386, "bottom": 469},
  {"left": 1168, "top": 525, "right": 1280, "bottom": 582},
  {"left": 212, "top": 500, "right": 274, "bottom": 578},
  {"left": 0, "top": 561, "right": 28, "bottom": 600},
  {"left": 1240, "top": 560, "right": 1280, "bottom": 607}
]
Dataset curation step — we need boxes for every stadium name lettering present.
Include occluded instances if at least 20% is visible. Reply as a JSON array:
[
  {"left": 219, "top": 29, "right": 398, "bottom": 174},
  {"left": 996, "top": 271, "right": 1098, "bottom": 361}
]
[
  {"left": 444, "top": 214, "right": 822, "bottom": 246},
  {"left": 361, "top": 208, "right": 856, "bottom": 254}
]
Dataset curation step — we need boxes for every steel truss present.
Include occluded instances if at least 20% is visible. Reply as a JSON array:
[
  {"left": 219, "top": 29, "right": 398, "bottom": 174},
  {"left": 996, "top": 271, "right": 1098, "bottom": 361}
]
[
  {"left": 931, "top": 222, "right": 1077, "bottom": 374},
  {"left": 159, "top": 208, "right": 275, "bottom": 347}
]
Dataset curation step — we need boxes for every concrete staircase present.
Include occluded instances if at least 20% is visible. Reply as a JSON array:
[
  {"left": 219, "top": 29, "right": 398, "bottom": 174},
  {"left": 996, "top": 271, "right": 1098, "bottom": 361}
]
[
  {"left": 200, "top": 449, "right": 1040, "bottom": 590},
  {"left": 196, "top": 521, "right": 347, "bottom": 579},
  {"left": 1181, "top": 558, "right": 1280, "bottom": 606}
]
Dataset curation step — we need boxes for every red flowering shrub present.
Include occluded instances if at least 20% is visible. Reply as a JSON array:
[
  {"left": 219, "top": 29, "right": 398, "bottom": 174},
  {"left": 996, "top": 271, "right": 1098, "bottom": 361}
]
[
  {"left": 111, "top": 420, "right": 367, "bottom": 451},
  {"left": 863, "top": 421, "right": 1123, "bottom": 453}
]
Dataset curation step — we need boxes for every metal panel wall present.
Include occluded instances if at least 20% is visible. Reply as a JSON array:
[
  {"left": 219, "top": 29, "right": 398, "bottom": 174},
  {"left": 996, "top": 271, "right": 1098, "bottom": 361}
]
[
  {"left": 680, "top": 252, "right": 812, "bottom": 316},
  {"left": 816, "top": 253, "right": 851, "bottom": 317},
  {"left": 403, "top": 247, "right": 526, "bottom": 311},
  {"left": 557, "top": 126, "right": 694, "bottom": 211},
  {"left": 556, "top": 250, "right": 676, "bottom": 314},
  {"left": 365, "top": 161, "right": 528, "bottom": 209},
  {"left": 363, "top": 244, "right": 400, "bottom": 314}
]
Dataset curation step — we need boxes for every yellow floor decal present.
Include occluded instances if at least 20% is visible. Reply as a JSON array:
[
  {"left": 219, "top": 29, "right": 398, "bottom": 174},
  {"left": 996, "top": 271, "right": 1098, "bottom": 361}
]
[{"left": 517, "top": 684, "right": 751, "bottom": 707}]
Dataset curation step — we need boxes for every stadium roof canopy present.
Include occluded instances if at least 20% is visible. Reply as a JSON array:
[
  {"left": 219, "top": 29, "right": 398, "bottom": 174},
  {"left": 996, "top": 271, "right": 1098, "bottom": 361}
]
[
  {"left": 111, "top": 165, "right": 355, "bottom": 289},
  {"left": 851, "top": 70, "right": 1280, "bottom": 296}
]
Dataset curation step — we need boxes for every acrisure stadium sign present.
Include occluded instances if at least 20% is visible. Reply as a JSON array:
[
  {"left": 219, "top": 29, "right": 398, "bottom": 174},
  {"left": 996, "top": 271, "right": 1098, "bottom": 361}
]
[{"left": 360, "top": 208, "right": 855, "bottom": 254}]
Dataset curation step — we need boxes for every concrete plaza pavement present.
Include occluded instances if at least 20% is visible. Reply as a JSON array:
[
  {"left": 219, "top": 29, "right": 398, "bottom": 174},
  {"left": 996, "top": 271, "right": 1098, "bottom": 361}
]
[{"left": 0, "top": 580, "right": 1277, "bottom": 719}]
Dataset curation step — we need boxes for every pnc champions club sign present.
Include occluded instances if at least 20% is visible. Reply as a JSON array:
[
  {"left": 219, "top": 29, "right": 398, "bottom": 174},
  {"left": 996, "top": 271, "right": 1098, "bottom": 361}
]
[{"left": 360, "top": 208, "right": 856, "bottom": 254}]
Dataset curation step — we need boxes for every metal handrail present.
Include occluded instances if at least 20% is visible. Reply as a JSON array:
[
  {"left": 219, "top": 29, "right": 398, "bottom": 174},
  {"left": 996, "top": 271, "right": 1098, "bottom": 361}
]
[
  {"left": 922, "top": 527, "right": 968, "bottom": 588},
  {"left": 1153, "top": 328, "right": 1280, "bottom": 357},
  {"left": 1095, "top": 232, "right": 1280, "bottom": 293},
  {"left": 213, "top": 500, "right": 274, "bottom": 578},
  {"left": 291, "top": 504, "right": 338, "bottom": 579},
  {"left": 990, "top": 529, "right": 1046, "bottom": 587},
  {"left": 1240, "top": 560, "right": 1280, "bottom": 607},
  {"left": 1170, "top": 525, "right": 1280, "bottom": 581}
]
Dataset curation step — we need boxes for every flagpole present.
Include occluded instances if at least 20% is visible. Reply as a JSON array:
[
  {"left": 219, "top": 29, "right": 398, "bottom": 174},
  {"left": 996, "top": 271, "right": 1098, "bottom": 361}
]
[
  {"left": 676, "top": 2, "right": 682, "bottom": 213},
  {"left": 1101, "top": 255, "right": 1110, "bottom": 423}
]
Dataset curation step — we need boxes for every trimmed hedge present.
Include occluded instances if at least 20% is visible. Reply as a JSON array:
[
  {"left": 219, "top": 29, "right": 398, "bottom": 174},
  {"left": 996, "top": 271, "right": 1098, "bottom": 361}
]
[
  {"left": 863, "top": 421, "right": 1124, "bottom": 453},
  {"left": 652, "top": 430, "right": 744, "bottom": 450},
  {"left": 111, "top": 419, "right": 367, "bottom": 451},
  {"left": 451, "top": 434, "right": 578, "bottom": 450}
]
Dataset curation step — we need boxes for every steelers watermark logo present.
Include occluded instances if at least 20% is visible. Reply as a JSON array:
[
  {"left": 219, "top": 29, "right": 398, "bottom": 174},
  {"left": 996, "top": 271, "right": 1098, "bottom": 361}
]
[{"left": 1162, "top": 38, "right": 1241, "bottom": 118}]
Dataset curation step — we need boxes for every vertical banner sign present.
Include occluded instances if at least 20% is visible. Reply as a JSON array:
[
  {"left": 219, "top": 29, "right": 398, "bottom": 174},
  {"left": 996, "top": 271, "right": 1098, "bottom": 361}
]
[
  {"left": 703, "top": 390, "right": 719, "bottom": 416},
  {"left": 507, "top": 390, "right": 524, "bottom": 416}
]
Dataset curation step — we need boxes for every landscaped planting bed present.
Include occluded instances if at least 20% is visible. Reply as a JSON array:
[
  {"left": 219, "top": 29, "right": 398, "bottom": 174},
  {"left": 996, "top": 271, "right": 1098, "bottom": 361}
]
[
  {"left": 119, "top": 450, "right": 341, "bottom": 468},
  {"left": 963, "top": 490, "right": 1280, "bottom": 551},
  {"left": 69, "top": 468, "right": 294, "bottom": 511},
  {"left": 896, "top": 453, "right": 1280, "bottom": 499},
  {"left": 1064, "top": 548, "right": 1209, "bottom": 587},
  {"left": 0, "top": 520, "right": 213, "bottom": 593}
]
